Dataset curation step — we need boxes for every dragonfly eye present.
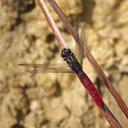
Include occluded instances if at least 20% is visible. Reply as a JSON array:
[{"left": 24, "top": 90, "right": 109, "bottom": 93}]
[{"left": 61, "top": 48, "right": 71, "bottom": 58}]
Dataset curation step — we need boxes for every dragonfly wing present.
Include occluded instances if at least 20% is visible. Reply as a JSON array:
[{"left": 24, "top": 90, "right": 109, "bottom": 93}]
[
  {"left": 75, "top": 41, "right": 84, "bottom": 66},
  {"left": 18, "top": 64, "right": 73, "bottom": 73},
  {"left": 74, "top": 22, "right": 88, "bottom": 66},
  {"left": 79, "top": 22, "right": 88, "bottom": 57}
]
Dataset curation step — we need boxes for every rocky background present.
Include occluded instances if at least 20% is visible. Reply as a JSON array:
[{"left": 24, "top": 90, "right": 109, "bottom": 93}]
[{"left": 0, "top": 0, "right": 128, "bottom": 128}]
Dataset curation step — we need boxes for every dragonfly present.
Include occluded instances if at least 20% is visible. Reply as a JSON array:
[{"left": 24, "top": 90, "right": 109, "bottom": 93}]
[
  {"left": 19, "top": 0, "right": 123, "bottom": 127},
  {"left": 19, "top": 23, "right": 86, "bottom": 74},
  {"left": 18, "top": 21, "right": 122, "bottom": 128}
]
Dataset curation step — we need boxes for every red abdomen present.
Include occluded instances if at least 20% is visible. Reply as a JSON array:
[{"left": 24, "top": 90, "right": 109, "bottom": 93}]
[{"left": 78, "top": 71, "right": 104, "bottom": 109}]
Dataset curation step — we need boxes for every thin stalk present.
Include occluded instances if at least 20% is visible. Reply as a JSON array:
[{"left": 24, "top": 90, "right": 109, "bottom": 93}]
[
  {"left": 47, "top": 0, "right": 128, "bottom": 118},
  {"left": 36, "top": 0, "right": 123, "bottom": 127},
  {"left": 36, "top": 0, "right": 67, "bottom": 49}
]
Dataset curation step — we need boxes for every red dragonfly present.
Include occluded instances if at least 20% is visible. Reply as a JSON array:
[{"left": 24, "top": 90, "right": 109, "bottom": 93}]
[{"left": 19, "top": 0, "right": 123, "bottom": 126}]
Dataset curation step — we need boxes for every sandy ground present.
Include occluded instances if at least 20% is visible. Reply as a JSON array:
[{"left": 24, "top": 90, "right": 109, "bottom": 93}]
[{"left": 0, "top": 0, "right": 128, "bottom": 128}]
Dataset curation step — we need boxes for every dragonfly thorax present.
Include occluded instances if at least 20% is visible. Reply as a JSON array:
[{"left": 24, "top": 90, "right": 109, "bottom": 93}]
[{"left": 61, "top": 48, "right": 82, "bottom": 74}]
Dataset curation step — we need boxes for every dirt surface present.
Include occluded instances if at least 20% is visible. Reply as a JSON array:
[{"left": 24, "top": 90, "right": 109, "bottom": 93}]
[{"left": 0, "top": 0, "right": 128, "bottom": 128}]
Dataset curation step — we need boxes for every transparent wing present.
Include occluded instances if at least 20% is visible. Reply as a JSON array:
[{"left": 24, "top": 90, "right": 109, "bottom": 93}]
[
  {"left": 18, "top": 63, "right": 73, "bottom": 73},
  {"left": 74, "top": 22, "right": 87, "bottom": 66},
  {"left": 80, "top": 23, "right": 88, "bottom": 48},
  {"left": 75, "top": 42, "right": 84, "bottom": 66}
]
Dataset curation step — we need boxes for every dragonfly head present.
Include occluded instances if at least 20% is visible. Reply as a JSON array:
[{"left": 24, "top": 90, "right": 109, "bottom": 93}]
[{"left": 61, "top": 48, "right": 71, "bottom": 60}]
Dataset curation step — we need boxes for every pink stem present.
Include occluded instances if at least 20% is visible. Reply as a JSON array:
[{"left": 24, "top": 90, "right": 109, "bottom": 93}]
[{"left": 36, "top": 0, "right": 67, "bottom": 49}]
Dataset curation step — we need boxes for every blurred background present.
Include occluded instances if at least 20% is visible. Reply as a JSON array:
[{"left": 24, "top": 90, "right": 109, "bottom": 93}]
[{"left": 0, "top": 0, "right": 128, "bottom": 128}]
